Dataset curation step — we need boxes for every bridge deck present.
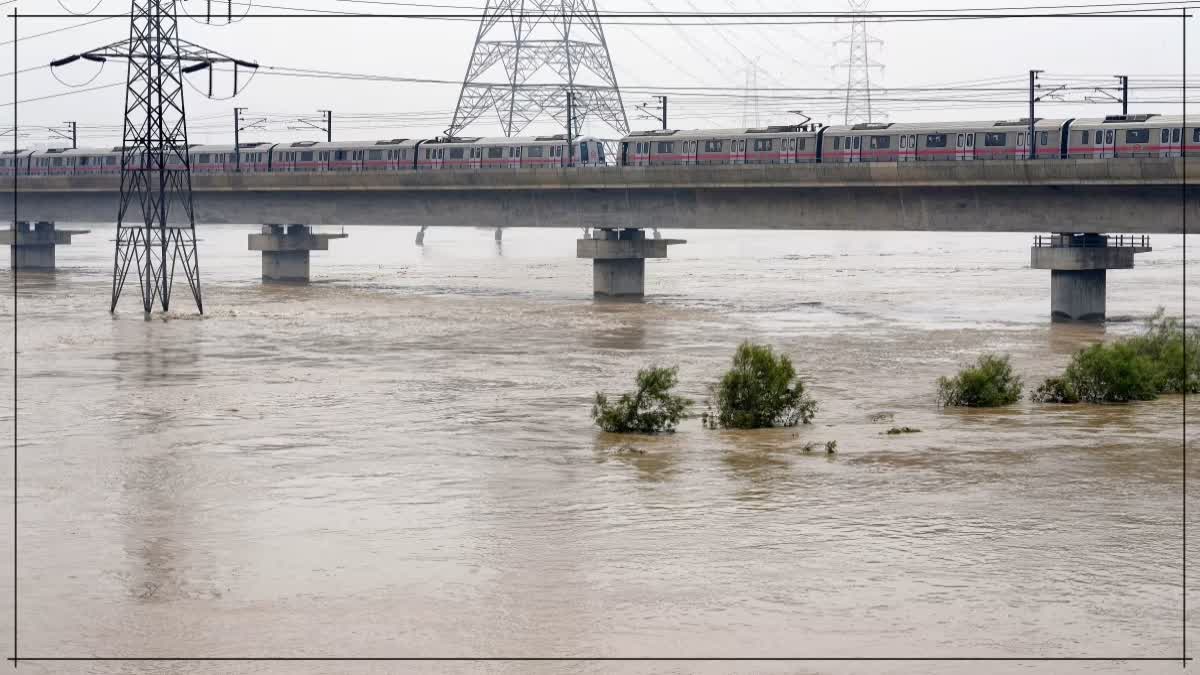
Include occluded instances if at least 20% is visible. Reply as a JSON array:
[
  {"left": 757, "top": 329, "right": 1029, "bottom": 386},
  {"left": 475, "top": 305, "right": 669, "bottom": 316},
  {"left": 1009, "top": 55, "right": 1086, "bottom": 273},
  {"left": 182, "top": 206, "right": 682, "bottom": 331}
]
[{"left": 4, "top": 158, "right": 1197, "bottom": 234}]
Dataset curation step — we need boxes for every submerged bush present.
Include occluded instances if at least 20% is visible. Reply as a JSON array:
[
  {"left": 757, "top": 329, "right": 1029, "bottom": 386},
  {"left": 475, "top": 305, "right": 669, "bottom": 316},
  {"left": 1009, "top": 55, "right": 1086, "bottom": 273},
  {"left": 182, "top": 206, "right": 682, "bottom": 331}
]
[
  {"left": 936, "top": 354, "right": 1023, "bottom": 408},
  {"left": 1031, "top": 310, "right": 1199, "bottom": 405},
  {"left": 1029, "top": 376, "right": 1080, "bottom": 404},
  {"left": 1058, "top": 342, "right": 1161, "bottom": 404},
  {"left": 708, "top": 341, "right": 818, "bottom": 429},
  {"left": 1124, "top": 310, "right": 1200, "bottom": 395},
  {"left": 592, "top": 365, "right": 692, "bottom": 434}
]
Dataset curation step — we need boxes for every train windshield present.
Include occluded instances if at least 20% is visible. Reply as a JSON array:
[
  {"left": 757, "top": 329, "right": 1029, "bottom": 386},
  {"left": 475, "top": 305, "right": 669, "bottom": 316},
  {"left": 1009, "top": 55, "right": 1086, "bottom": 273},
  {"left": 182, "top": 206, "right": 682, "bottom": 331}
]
[{"left": 581, "top": 143, "right": 590, "bottom": 163}]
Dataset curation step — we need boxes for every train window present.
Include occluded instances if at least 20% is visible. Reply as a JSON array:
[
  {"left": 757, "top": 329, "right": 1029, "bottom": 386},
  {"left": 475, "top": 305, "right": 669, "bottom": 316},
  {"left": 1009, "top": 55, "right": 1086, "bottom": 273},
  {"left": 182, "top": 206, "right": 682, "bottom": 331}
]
[
  {"left": 900, "top": 136, "right": 907, "bottom": 148},
  {"left": 488, "top": 147, "right": 503, "bottom": 159},
  {"left": 984, "top": 132, "right": 1007, "bottom": 147},
  {"left": 335, "top": 151, "right": 346, "bottom": 161},
  {"left": 198, "top": 153, "right": 210, "bottom": 163},
  {"left": 300, "top": 151, "right": 314, "bottom": 161},
  {"left": 527, "top": 147, "right": 544, "bottom": 158},
  {"left": 1094, "top": 133, "right": 1101, "bottom": 146},
  {"left": 107, "top": 157, "right": 116, "bottom": 165},
  {"left": 967, "top": 135, "right": 973, "bottom": 147},
  {"left": 871, "top": 136, "right": 890, "bottom": 149},
  {"left": 704, "top": 140, "right": 723, "bottom": 153},
  {"left": 1194, "top": 129, "right": 1200, "bottom": 143},
  {"left": 656, "top": 142, "right": 674, "bottom": 154},
  {"left": 834, "top": 137, "right": 841, "bottom": 150},
  {"left": 1081, "top": 131, "right": 1089, "bottom": 145},
  {"left": 598, "top": 144, "right": 605, "bottom": 161},
  {"left": 1017, "top": 133, "right": 1024, "bottom": 146},
  {"left": 1040, "top": 132, "right": 1049, "bottom": 145},
  {"left": 1126, "top": 129, "right": 1150, "bottom": 143},
  {"left": 799, "top": 138, "right": 806, "bottom": 151},
  {"left": 853, "top": 137, "right": 861, "bottom": 149},
  {"left": 1173, "top": 128, "right": 1182, "bottom": 143},
  {"left": 1162, "top": 129, "right": 1170, "bottom": 143},
  {"left": 956, "top": 134, "right": 963, "bottom": 148},
  {"left": 1106, "top": 130, "right": 1115, "bottom": 143},
  {"left": 367, "top": 150, "right": 383, "bottom": 160},
  {"left": 753, "top": 139, "right": 774, "bottom": 152},
  {"left": 924, "top": 134, "right": 946, "bottom": 148},
  {"left": 52, "top": 157, "right": 63, "bottom": 167}
]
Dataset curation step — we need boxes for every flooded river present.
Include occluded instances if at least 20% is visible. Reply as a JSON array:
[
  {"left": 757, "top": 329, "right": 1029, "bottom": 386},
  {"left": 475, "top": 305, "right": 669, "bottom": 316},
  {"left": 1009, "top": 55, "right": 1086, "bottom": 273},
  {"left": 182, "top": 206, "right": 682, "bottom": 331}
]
[{"left": 0, "top": 226, "right": 1196, "bottom": 674}]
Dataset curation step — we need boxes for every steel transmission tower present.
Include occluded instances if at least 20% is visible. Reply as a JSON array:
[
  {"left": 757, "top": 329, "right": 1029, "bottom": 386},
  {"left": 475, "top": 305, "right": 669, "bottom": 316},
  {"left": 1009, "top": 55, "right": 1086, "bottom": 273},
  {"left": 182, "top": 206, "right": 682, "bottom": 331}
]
[
  {"left": 52, "top": 1, "right": 256, "bottom": 314},
  {"left": 833, "top": 0, "right": 884, "bottom": 124},
  {"left": 447, "top": 0, "right": 630, "bottom": 138}
]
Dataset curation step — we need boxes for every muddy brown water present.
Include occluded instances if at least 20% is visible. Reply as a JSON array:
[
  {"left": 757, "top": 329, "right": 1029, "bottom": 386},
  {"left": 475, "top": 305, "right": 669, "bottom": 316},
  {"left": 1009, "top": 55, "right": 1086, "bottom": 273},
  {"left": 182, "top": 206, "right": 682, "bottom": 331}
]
[{"left": 0, "top": 226, "right": 1196, "bottom": 674}]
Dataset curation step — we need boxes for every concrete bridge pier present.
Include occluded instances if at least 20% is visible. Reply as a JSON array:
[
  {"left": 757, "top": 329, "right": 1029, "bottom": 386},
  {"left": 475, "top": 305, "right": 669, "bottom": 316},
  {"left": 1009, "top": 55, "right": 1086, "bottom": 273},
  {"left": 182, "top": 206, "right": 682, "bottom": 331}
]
[
  {"left": 0, "top": 221, "right": 89, "bottom": 271},
  {"left": 1031, "top": 233, "right": 1151, "bottom": 322},
  {"left": 415, "top": 226, "right": 428, "bottom": 246},
  {"left": 577, "top": 228, "right": 685, "bottom": 297},
  {"left": 248, "top": 224, "right": 348, "bottom": 282},
  {"left": 494, "top": 227, "right": 503, "bottom": 242}
]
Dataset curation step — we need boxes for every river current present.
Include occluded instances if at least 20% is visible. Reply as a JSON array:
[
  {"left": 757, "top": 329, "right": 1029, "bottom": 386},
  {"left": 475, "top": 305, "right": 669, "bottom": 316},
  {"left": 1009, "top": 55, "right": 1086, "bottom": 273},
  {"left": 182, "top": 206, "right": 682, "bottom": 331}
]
[{"left": 0, "top": 225, "right": 1196, "bottom": 674}]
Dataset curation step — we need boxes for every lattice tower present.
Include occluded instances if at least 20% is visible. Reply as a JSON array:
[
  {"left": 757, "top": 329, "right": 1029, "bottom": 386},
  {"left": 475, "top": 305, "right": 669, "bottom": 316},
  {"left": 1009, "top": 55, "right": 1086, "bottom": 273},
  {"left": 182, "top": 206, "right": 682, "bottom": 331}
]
[
  {"left": 447, "top": 0, "right": 630, "bottom": 137},
  {"left": 833, "top": 0, "right": 884, "bottom": 124}
]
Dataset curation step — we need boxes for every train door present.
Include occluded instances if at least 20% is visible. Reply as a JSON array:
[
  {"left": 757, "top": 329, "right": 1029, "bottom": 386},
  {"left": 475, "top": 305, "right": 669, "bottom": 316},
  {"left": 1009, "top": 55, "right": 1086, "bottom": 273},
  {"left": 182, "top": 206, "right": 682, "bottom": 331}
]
[
  {"left": 956, "top": 133, "right": 975, "bottom": 160},
  {"left": 846, "top": 135, "right": 862, "bottom": 163},
  {"left": 1167, "top": 127, "right": 1183, "bottom": 157},
  {"left": 899, "top": 134, "right": 914, "bottom": 162},
  {"left": 1017, "top": 131, "right": 1029, "bottom": 159},
  {"left": 733, "top": 139, "right": 746, "bottom": 164},
  {"left": 1099, "top": 128, "right": 1117, "bottom": 158}
]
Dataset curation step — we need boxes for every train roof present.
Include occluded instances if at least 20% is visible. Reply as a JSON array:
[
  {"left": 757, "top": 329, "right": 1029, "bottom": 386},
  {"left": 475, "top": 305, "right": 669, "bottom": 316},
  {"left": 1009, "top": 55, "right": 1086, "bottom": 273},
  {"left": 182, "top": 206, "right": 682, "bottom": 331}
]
[
  {"left": 823, "top": 118, "right": 1071, "bottom": 134},
  {"left": 431, "top": 134, "right": 600, "bottom": 146},
  {"left": 620, "top": 126, "right": 821, "bottom": 141},
  {"left": 1071, "top": 113, "right": 1181, "bottom": 129},
  {"left": 300, "top": 139, "right": 421, "bottom": 151}
]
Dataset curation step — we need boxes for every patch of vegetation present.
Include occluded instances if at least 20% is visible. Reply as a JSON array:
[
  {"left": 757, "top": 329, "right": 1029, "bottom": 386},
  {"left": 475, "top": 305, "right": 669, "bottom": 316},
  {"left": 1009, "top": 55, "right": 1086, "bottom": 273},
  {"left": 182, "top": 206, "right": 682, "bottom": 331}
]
[
  {"left": 799, "top": 440, "right": 838, "bottom": 454},
  {"left": 1029, "top": 376, "right": 1079, "bottom": 404},
  {"left": 705, "top": 341, "right": 818, "bottom": 429},
  {"left": 592, "top": 366, "right": 693, "bottom": 434},
  {"left": 936, "top": 354, "right": 1024, "bottom": 408},
  {"left": 1031, "top": 311, "right": 1199, "bottom": 405},
  {"left": 885, "top": 426, "right": 922, "bottom": 435}
]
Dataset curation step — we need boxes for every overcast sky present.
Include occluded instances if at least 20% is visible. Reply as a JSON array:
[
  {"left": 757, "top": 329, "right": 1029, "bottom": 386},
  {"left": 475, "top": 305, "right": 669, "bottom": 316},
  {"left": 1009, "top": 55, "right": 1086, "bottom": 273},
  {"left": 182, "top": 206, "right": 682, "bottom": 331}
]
[{"left": 3, "top": 0, "right": 1195, "bottom": 147}]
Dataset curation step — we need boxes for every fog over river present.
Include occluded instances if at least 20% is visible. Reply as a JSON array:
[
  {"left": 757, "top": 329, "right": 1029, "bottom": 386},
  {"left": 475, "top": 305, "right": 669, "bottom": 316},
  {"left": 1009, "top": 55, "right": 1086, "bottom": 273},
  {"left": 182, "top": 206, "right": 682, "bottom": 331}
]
[{"left": 0, "top": 226, "right": 1196, "bottom": 674}]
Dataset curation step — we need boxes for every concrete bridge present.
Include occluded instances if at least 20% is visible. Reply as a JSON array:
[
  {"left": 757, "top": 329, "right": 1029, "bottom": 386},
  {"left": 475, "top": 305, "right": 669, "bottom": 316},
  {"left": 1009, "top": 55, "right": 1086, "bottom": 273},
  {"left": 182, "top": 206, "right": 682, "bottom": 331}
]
[
  {"left": 5, "top": 158, "right": 1196, "bottom": 231},
  {"left": 3, "top": 157, "right": 1196, "bottom": 321}
]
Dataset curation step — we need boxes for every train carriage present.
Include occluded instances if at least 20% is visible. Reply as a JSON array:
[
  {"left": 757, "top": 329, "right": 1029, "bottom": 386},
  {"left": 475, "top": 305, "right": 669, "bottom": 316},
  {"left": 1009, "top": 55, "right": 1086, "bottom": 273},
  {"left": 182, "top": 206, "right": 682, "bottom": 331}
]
[
  {"left": 418, "top": 135, "right": 605, "bottom": 171},
  {"left": 189, "top": 144, "right": 237, "bottom": 174},
  {"left": 66, "top": 147, "right": 121, "bottom": 175},
  {"left": 1067, "top": 114, "right": 1194, "bottom": 159},
  {"left": 823, "top": 118, "right": 1069, "bottom": 163},
  {"left": 620, "top": 126, "right": 820, "bottom": 167},
  {"left": 316, "top": 139, "right": 418, "bottom": 172},
  {"left": 0, "top": 149, "right": 33, "bottom": 177},
  {"left": 29, "top": 147, "right": 75, "bottom": 176}
]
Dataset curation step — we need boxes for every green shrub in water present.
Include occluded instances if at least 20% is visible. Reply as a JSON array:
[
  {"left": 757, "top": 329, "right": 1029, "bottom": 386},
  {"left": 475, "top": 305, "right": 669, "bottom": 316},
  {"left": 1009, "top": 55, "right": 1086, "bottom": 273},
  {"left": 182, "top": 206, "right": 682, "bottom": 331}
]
[
  {"left": 1029, "top": 376, "right": 1080, "bottom": 404},
  {"left": 708, "top": 341, "right": 818, "bottom": 429},
  {"left": 592, "top": 366, "right": 692, "bottom": 434},
  {"left": 1031, "top": 310, "right": 1199, "bottom": 405},
  {"left": 936, "top": 354, "right": 1023, "bottom": 408},
  {"left": 1057, "top": 342, "right": 1162, "bottom": 404}
]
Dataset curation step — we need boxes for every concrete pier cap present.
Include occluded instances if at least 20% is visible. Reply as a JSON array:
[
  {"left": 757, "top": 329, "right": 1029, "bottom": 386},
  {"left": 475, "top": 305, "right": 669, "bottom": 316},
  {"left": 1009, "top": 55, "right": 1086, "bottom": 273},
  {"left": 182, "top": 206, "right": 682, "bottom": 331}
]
[
  {"left": 1031, "top": 233, "right": 1151, "bottom": 323},
  {"left": 1, "top": 221, "right": 90, "bottom": 271},
  {"left": 248, "top": 223, "right": 348, "bottom": 282},
  {"left": 577, "top": 227, "right": 686, "bottom": 297}
]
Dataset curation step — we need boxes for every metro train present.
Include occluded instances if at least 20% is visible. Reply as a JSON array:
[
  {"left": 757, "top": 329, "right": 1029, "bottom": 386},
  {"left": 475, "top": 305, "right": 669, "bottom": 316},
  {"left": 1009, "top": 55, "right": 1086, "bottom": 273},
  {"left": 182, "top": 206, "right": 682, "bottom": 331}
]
[{"left": 0, "top": 113, "right": 1191, "bottom": 177}]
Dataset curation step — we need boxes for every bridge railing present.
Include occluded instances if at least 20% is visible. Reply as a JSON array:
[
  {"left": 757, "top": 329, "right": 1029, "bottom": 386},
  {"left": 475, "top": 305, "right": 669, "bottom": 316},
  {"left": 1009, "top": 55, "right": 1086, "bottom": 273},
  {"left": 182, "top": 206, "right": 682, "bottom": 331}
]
[{"left": 1033, "top": 234, "right": 1150, "bottom": 249}]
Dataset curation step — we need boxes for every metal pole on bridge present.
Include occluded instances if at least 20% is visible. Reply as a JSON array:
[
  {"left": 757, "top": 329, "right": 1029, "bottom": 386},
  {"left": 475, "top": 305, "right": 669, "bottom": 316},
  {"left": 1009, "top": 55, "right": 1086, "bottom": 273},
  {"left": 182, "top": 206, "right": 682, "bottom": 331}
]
[
  {"left": 234, "top": 107, "right": 245, "bottom": 172},
  {"left": 1029, "top": 70, "right": 1043, "bottom": 160}
]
